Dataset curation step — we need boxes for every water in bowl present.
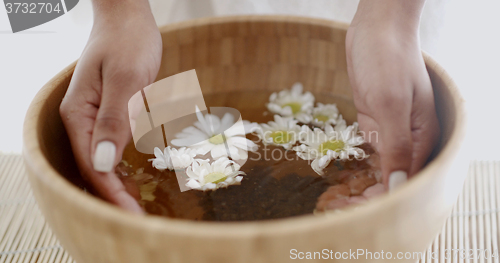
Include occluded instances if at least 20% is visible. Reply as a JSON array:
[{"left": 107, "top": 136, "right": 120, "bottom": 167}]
[{"left": 116, "top": 90, "right": 382, "bottom": 221}]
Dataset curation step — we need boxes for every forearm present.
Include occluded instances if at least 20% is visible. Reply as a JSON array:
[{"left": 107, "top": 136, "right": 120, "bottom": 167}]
[{"left": 351, "top": 0, "right": 426, "bottom": 33}]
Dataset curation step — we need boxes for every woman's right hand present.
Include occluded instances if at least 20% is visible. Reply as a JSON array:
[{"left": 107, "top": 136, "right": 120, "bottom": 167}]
[
  {"left": 347, "top": 0, "right": 440, "bottom": 189},
  {"left": 59, "top": 0, "right": 162, "bottom": 212}
]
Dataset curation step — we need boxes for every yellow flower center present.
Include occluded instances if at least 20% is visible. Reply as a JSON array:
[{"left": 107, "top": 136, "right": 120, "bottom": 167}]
[
  {"left": 270, "top": 131, "right": 293, "bottom": 144},
  {"left": 314, "top": 114, "right": 330, "bottom": 123},
  {"left": 282, "top": 102, "right": 302, "bottom": 114},
  {"left": 319, "top": 140, "right": 345, "bottom": 155},
  {"left": 209, "top": 134, "right": 225, "bottom": 145},
  {"left": 204, "top": 172, "right": 227, "bottom": 184}
]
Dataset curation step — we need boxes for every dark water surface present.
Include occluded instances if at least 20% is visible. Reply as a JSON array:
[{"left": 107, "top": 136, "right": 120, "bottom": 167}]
[{"left": 118, "top": 91, "right": 377, "bottom": 221}]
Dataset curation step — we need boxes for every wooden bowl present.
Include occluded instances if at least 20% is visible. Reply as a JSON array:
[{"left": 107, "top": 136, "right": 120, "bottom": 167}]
[{"left": 23, "top": 16, "right": 465, "bottom": 263}]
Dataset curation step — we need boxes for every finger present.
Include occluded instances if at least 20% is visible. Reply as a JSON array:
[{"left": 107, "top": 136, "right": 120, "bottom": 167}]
[
  {"left": 90, "top": 64, "right": 152, "bottom": 174},
  {"left": 60, "top": 57, "right": 143, "bottom": 213},
  {"left": 369, "top": 90, "right": 414, "bottom": 189},
  {"left": 357, "top": 113, "right": 380, "bottom": 148},
  {"left": 409, "top": 80, "right": 441, "bottom": 175},
  {"left": 60, "top": 52, "right": 101, "bottom": 177},
  {"left": 91, "top": 170, "right": 144, "bottom": 214}
]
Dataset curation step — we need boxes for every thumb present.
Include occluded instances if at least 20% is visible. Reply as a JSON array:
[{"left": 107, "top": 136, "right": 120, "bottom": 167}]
[{"left": 408, "top": 82, "right": 441, "bottom": 175}]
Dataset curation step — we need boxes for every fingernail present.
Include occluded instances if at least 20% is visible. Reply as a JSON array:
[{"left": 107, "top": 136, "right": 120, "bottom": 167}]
[
  {"left": 389, "top": 171, "right": 408, "bottom": 192},
  {"left": 93, "top": 141, "right": 116, "bottom": 172}
]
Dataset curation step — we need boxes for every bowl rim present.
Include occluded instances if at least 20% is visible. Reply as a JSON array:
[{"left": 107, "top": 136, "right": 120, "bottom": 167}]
[{"left": 22, "top": 15, "right": 466, "bottom": 239}]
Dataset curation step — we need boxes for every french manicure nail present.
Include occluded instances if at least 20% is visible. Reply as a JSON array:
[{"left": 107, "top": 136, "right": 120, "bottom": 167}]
[
  {"left": 389, "top": 171, "right": 408, "bottom": 192},
  {"left": 93, "top": 141, "right": 116, "bottom": 172}
]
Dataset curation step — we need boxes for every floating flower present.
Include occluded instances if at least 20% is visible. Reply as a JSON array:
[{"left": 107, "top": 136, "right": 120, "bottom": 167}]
[
  {"left": 257, "top": 115, "right": 301, "bottom": 149},
  {"left": 310, "top": 103, "right": 341, "bottom": 128},
  {"left": 149, "top": 146, "right": 197, "bottom": 171},
  {"left": 242, "top": 120, "right": 260, "bottom": 134},
  {"left": 267, "top": 82, "right": 314, "bottom": 123},
  {"left": 185, "top": 157, "right": 245, "bottom": 191},
  {"left": 293, "top": 120, "right": 367, "bottom": 175},
  {"left": 171, "top": 108, "right": 258, "bottom": 160}
]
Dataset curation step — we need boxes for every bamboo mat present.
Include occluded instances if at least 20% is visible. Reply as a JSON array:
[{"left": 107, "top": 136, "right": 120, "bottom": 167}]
[
  {"left": 0, "top": 154, "right": 498, "bottom": 263},
  {"left": 0, "top": 154, "right": 75, "bottom": 263}
]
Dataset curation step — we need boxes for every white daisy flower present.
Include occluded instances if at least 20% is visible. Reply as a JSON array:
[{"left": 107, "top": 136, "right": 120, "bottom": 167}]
[
  {"left": 294, "top": 120, "right": 367, "bottom": 175},
  {"left": 149, "top": 146, "right": 197, "bottom": 171},
  {"left": 257, "top": 115, "right": 302, "bottom": 150},
  {"left": 267, "top": 82, "right": 315, "bottom": 123},
  {"left": 171, "top": 108, "right": 258, "bottom": 160},
  {"left": 185, "top": 157, "right": 245, "bottom": 191},
  {"left": 310, "top": 103, "right": 341, "bottom": 128}
]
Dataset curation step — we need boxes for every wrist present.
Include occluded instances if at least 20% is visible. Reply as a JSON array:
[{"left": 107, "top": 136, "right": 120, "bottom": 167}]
[
  {"left": 92, "top": 0, "right": 155, "bottom": 25},
  {"left": 351, "top": 0, "right": 425, "bottom": 35}
]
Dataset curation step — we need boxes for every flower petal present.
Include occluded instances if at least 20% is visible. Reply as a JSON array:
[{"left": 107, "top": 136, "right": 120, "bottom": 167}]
[
  {"left": 195, "top": 142, "right": 215, "bottom": 155},
  {"left": 219, "top": 113, "right": 235, "bottom": 132},
  {"left": 291, "top": 82, "right": 303, "bottom": 94},
  {"left": 311, "top": 159, "right": 325, "bottom": 175},
  {"left": 186, "top": 179, "right": 201, "bottom": 189},
  {"left": 210, "top": 144, "right": 228, "bottom": 159}
]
